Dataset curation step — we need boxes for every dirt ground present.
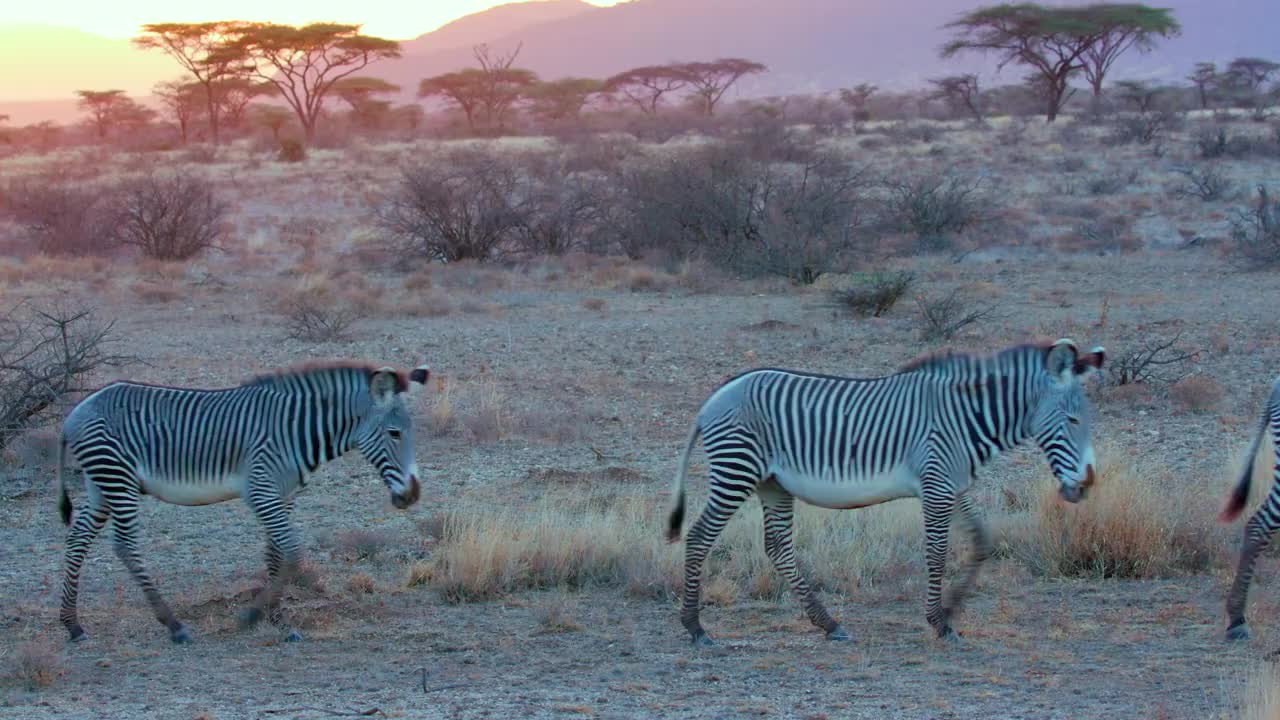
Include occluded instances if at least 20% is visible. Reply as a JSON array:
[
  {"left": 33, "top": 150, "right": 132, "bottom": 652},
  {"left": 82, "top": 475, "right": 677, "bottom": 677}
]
[{"left": 3, "top": 131, "right": 1280, "bottom": 718}]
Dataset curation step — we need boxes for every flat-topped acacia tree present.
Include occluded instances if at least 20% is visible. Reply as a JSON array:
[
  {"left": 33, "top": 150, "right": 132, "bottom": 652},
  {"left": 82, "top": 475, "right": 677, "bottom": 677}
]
[
  {"left": 134, "top": 22, "right": 247, "bottom": 144},
  {"left": 941, "top": 3, "right": 1179, "bottom": 122},
  {"left": 217, "top": 23, "right": 401, "bottom": 142}
]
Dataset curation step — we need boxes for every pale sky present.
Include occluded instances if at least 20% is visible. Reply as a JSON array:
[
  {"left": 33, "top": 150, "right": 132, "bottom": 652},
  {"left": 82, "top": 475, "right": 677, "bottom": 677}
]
[{"left": 1, "top": 0, "right": 623, "bottom": 40}]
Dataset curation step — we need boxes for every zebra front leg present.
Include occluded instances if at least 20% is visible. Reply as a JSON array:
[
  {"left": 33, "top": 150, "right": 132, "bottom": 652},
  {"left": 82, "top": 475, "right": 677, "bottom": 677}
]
[
  {"left": 242, "top": 494, "right": 303, "bottom": 642},
  {"left": 941, "top": 492, "right": 993, "bottom": 627},
  {"left": 1226, "top": 512, "right": 1276, "bottom": 642},
  {"left": 680, "top": 475, "right": 754, "bottom": 646},
  {"left": 922, "top": 493, "right": 958, "bottom": 642},
  {"left": 59, "top": 497, "right": 109, "bottom": 642},
  {"left": 108, "top": 498, "right": 193, "bottom": 644},
  {"left": 758, "top": 480, "right": 846, "bottom": 641}
]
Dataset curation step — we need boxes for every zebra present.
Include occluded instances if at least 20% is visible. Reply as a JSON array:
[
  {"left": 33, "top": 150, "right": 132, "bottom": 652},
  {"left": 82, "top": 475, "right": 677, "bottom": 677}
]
[
  {"left": 1219, "top": 377, "right": 1280, "bottom": 646},
  {"left": 56, "top": 361, "right": 429, "bottom": 644},
  {"left": 665, "top": 338, "right": 1105, "bottom": 645}
]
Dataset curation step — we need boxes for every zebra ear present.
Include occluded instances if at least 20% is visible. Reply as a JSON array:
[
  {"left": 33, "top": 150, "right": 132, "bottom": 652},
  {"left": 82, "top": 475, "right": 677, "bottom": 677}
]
[
  {"left": 1045, "top": 339, "right": 1079, "bottom": 381},
  {"left": 1074, "top": 347, "right": 1106, "bottom": 376},
  {"left": 369, "top": 367, "right": 400, "bottom": 405},
  {"left": 408, "top": 365, "right": 430, "bottom": 395}
]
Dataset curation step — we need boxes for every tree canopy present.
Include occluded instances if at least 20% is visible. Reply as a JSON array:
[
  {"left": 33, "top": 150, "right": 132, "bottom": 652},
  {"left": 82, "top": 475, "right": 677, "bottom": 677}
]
[
  {"left": 604, "top": 65, "right": 690, "bottom": 115},
  {"left": 676, "top": 59, "right": 767, "bottom": 116},
  {"left": 134, "top": 22, "right": 247, "bottom": 143}
]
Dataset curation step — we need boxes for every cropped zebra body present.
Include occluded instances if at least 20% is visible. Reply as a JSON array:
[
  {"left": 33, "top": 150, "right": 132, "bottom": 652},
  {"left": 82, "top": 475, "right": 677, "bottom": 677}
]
[
  {"left": 667, "top": 339, "right": 1105, "bottom": 646},
  {"left": 57, "top": 362, "right": 428, "bottom": 644},
  {"left": 1219, "top": 377, "right": 1280, "bottom": 648}
]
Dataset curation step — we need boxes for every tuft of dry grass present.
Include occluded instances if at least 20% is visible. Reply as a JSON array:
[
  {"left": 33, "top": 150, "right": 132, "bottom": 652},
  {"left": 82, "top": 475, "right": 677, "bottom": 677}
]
[
  {"left": 1227, "top": 661, "right": 1280, "bottom": 720},
  {"left": 1023, "top": 442, "right": 1221, "bottom": 578},
  {"left": 1170, "top": 375, "right": 1225, "bottom": 414},
  {"left": 346, "top": 572, "right": 376, "bottom": 594},
  {"left": 6, "top": 638, "right": 64, "bottom": 690},
  {"left": 331, "top": 529, "right": 394, "bottom": 562},
  {"left": 581, "top": 297, "right": 607, "bottom": 313},
  {"left": 130, "top": 280, "right": 183, "bottom": 304},
  {"left": 533, "top": 594, "right": 584, "bottom": 634}
]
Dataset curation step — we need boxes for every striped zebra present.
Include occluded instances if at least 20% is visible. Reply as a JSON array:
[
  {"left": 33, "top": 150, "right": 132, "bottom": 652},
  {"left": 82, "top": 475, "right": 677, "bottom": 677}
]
[
  {"left": 665, "top": 339, "right": 1105, "bottom": 645},
  {"left": 1219, "top": 377, "right": 1280, "bottom": 645},
  {"left": 56, "top": 361, "right": 429, "bottom": 644}
]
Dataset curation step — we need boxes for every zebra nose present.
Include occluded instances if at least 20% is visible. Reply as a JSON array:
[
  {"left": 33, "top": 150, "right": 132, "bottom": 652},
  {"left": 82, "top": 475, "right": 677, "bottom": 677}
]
[
  {"left": 1083, "top": 464, "right": 1097, "bottom": 488},
  {"left": 392, "top": 475, "right": 421, "bottom": 509}
]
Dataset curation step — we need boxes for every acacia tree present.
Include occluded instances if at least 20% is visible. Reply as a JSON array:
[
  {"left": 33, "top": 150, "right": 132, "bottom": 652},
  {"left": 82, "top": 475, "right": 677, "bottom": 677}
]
[
  {"left": 154, "top": 80, "right": 203, "bottom": 143},
  {"left": 526, "top": 78, "right": 603, "bottom": 122},
  {"left": 1079, "top": 4, "right": 1180, "bottom": 111},
  {"left": 604, "top": 65, "right": 690, "bottom": 115},
  {"left": 1187, "top": 62, "right": 1217, "bottom": 110},
  {"left": 219, "top": 23, "right": 401, "bottom": 142},
  {"left": 248, "top": 104, "right": 294, "bottom": 142},
  {"left": 1112, "top": 79, "right": 1164, "bottom": 112},
  {"left": 134, "top": 22, "right": 247, "bottom": 144},
  {"left": 928, "top": 74, "right": 985, "bottom": 122},
  {"left": 332, "top": 76, "right": 401, "bottom": 128},
  {"left": 75, "top": 90, "right": 145, "bottom": 139},
  {"left": 419, "top": 70, "right": 486, "bottom": 130},
  {"left": 943, "top": 4, "right": 1127, "bottom": 122},
  {"left": 215, "top": 77, "right": 268, "bottom": 131},
  {"left": 419, "top": 45, "right": 537, "bottom": 133},
  {"left": 675, "top": 58, "right": 767, "bottom": 116}
]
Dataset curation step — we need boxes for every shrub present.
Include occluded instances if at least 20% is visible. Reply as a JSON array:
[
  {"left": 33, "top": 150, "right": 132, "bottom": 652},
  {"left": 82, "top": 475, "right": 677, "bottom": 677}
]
[
  {"left": 277, "top": 139, "right": 306, "bottom": 163},
  {"left": 1170, "top": 375, "right": 1224, "bottom": 413},
  {"left": 279, "top": 283, "right": 357, "bottom": 343},
  {"left": 1230, "top": 185, "right": 1280, "bottom": 268},
  {"left": 1107, "top": 110, "right": 1179, "bottom": 146},
  {"left": 6, "top": 639, "right": 63, "bottom": 690},
  {"left": 1084, "top": 167, "right": 1138, "bottom": 196},
  {"left": 1069, "top": 214, "right": 1141, "bottom": 253},
  {"left": 1024, "top": 444, "right": 1217, "bottom": 578},
  {"left": 881, "top": 172, "right": 988, "bottom": 250},
  {"left": 914, "top": 289, "right": 997, "bottom": 341},
  {"left": 514, "top": 154, "right": 601, "bottom": 256},
  {"left": 3, "top": 179, "right": 118, "bottom": 256},
  {"left": 1172, "top": 165, "right": 1233, "bottom": 201},
  {"left": 828, "top": 271, "right": 914, "bottom": 317},
  {"left": 375, "top": 148, "right": 524, "bottom": 262},
  {"left": 115, "top": 174, "right": 226, "bottom": 260},
  {"left": 1105, "top": 332, "right": 1198, "bottom": 386}
]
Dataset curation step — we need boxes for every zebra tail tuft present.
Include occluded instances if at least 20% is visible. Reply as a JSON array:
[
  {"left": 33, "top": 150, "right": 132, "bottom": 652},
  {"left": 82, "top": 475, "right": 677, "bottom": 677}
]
[
  {"left": 57, "top": 434, "right": 72, "bottom": 526},
  {"left": 1220, "top": 410, "right": 1269, "bottom": 524},
  {"left": 666, "top": 422, "right": 700, "bottom": 544}
]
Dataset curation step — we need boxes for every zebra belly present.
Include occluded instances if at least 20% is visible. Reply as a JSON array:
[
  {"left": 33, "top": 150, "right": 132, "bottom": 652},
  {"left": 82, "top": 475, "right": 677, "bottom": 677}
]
[
  {"left": 772, "top": 464, "right": 919, "bottom": 510},
  {"left": 139, "top": 471, "right": 247, "bottom": 506}
]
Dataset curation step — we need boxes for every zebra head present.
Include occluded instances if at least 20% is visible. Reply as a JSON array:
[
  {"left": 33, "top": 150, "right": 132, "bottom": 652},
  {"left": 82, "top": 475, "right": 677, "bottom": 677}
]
[
  {"left": 1030, "top": 339, "right": 1105, "bottom": 504},
  {"left": 356, "top": 365, "right": 430, "bottom": 510}
]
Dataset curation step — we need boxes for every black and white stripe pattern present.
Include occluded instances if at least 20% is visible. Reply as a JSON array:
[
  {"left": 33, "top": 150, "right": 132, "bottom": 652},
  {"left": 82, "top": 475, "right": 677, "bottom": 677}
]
[
  {"left": 1220, "top": 377, "right": 1280, "bottom": 645},
  {"left": 666, "top": 339, "right": 1104, "bottom": 645},
  {"left": 56, "top": 362, "right": 428, "bottom": 644}
]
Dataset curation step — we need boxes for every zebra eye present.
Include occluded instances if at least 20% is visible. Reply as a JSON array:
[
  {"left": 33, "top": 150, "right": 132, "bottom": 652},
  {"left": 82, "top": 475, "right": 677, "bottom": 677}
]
[
  {"left": 1067, "top": 415, "right": 1080, "bottom": 426},
  {"left": 388, "top": 428, "right": 403, "bottom": 440}
]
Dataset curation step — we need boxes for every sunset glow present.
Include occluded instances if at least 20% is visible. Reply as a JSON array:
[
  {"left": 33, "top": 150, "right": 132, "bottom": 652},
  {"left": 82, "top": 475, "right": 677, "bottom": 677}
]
[{"left": 1, "top": 0, "right": 625, "bottom": 40}]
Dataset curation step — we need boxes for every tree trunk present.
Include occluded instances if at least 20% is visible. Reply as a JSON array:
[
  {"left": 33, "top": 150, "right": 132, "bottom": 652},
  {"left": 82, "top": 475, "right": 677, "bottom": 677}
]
[{"left": 204, "top": 85, "right": 221, "bottom": 145}]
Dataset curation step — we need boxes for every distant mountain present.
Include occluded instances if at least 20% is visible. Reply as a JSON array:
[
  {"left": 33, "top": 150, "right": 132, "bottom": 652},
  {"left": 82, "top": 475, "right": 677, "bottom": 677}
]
[
  {"left": 380, "top": 0, "right": 1277, "bottom": 98},
  {"left": 400, "top": 1, "right": 594, "bottom": 56},
  {"left": 0, "top": 24, "right": 176, "bottom": 108}
]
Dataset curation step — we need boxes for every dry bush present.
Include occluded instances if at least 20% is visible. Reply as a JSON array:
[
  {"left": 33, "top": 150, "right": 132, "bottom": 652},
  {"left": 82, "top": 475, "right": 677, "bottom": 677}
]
[
  {"left": 276, "top": 277, "right": 361, "bottom": 343},
  {"left": 277, "top": 139, "right": 306, "bottom": 163},
  {"left": 1024, "top": 444, "right": 1218, "bottom": 579},
  {"left": 1084, "top": 167, "right": 1139, "bottom": 196},
  {"left": 1066, "top": 214, "right": 1141, "bottom": 254},
  {"left": 3, "top": 178, "right": 118, "bottom": 255},
  {"left": 279, "top": 217, "right": 332, "bottom": 263},
  {"left": 915, "top": 289, "right": 998, "bottom": 341},
  {"left": 115, "top": 173, "right": 226, "bottom": 261},
  {"left": 514, "top": 152, "right": 602, "bottom": 256},
  {"left": 331, "top": 528, "right": 395, "bottom": 562},
  {"left": 462, "top": 380, "right": 507, "bottom": 444},
  {"left": 346, "top": 572, "right": 376, "bottom": 594},
  {"left": 5, "top": 639, "right": 64, "bottom": 690},
  {"left": 422, "top": 487, "right": 920, "bottom": 604},
  {"left": 1106, "top": 110, "right": 1179, "bottom": 146},
  {"left": 581, "top": 298, "right": 607, "bottom": 313},
  {"left": 1231, "top": 185, "right": 1280, "bottom": 268},
  {"left": 0, "top": 304, "right": 127, "bottom": 453},
  {"left": 1106, "top": 332, "right": 1198, "bottom": 386},
  {"left": 533, "top": 595, "right": 584, "bottom": 634},
  {"left": 427, "top": 377, "right": 457, "bottom": 437},
  {"left": 828, "top": 271, "right": 915, "bottom": 318},
  {"left": 375, "top": 148, "right": 524, "bottom": 262},
  {"left": 881, "top": 172, "right": 989, "bottom": 251},
  {"left": 1173, "top": 165, "right": 1234, "bottom": 202},
  {"left": 129, "top": 280, "right": 182, "bottom": 304},
  {"left": 1169, "top": 375, "right": 1225, "bottom": 414}
]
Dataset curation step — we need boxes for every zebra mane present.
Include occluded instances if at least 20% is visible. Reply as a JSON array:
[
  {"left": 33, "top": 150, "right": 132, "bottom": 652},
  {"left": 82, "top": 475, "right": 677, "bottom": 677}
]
[
  {"left": 244, "top": 361, "right": 408, "bottom": 393},
  {"left": 897, "top": 342, "right": 1048, "bottom": 375}
]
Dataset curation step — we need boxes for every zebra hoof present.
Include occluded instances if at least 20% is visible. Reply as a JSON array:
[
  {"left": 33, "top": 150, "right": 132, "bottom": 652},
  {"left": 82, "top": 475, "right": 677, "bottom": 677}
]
[
  {"left": 239, "top": 607, "right": 264, "bottom": 630},
  {"left": 170, "top": 624, "right": 193, "bottom": 644},
  {"left": 826, "top": 626, "right": 851, "bottom": 642},
  {"left": 690, "top": 630, "right": 715, "bottom": 647},
  {"left": 67, "top": 625, "right": 88, "bottom": 643},
  {"left": 938, "top": 626, "right": 962, "bottom": 645},
  {"left": 284, "top": 630, "right": 304, "bottom": 643},
  {"left": 1227, "top": 622, "right": 1250, "bottom": 642}
]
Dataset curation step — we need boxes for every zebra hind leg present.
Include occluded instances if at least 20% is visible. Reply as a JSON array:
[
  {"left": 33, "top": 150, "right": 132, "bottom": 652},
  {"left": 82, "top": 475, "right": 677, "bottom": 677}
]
[
  {"left": 1226, "top": 511, "right": 1277, "bottom": 642},
  {"left": 680, "top": 470, "right": 756, "bottom": 646},
  {"left": 922, "top": 490, "right": 959, "bottom": 643},
  {"left": 59, "top": 492, "right": 109, "bottom": 643},
  {"left": 107, "top": 491, "right": 193, "bottom": 644},
  {"left": 758, "top": 479, "right": 846, "bottom": 641}
]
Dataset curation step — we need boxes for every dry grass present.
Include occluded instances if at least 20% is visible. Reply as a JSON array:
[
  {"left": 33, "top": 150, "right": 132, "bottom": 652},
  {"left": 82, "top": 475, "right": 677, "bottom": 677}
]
[
  {"left": 346, "top": 572, "right": 376, "bottom": 595},
  {"left": 5, "top": 638, "right": 63, "bottom": 690},
  {"left": 1023, "top": 442, "right": 1221, "bottom": 578},
  {"left": 1170, "top": 375, "right": 1226, "bottom": 414},
  {"left": 533, "top": 594, "right": 584, "bottom": 635},
  {"left": 1228, "top": 661, "right": 1280, "bottom": 720},
  {"left": 421, "top": 486, "right": 921, "bottom": 604},
  {"left": 330, "top": 528, "right": 394, "bottom": 562}
]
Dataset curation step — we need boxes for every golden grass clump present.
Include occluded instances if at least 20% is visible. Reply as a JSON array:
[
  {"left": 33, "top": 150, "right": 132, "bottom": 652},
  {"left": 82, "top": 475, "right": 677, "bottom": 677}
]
[
  {"left": 1228, "top": 661, "right": 1280, "bottom": 720},
  {"left": 1026, "top": 442, "right": 1221, "bottom": 578},
  {"left": 5, "top": 639, "right": 64, "bottom": 690}
]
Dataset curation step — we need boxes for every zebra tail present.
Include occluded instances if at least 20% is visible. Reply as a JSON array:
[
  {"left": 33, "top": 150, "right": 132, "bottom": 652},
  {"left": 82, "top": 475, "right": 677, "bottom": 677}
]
[
  {"left": 1220, "top": 410, "right": 1269, "bottom": 524},
  {"left": 57, "top": 433, "right": 72, "bottom": 526},
  {"left": 666, "top": 422, "right": 701, "bottom": 544}
]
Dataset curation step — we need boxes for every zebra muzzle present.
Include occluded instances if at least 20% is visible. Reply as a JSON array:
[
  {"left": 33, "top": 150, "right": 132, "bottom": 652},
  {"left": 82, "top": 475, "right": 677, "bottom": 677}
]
[{"left": 392, "top": 475, "right": 421, "bottom": 509}]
